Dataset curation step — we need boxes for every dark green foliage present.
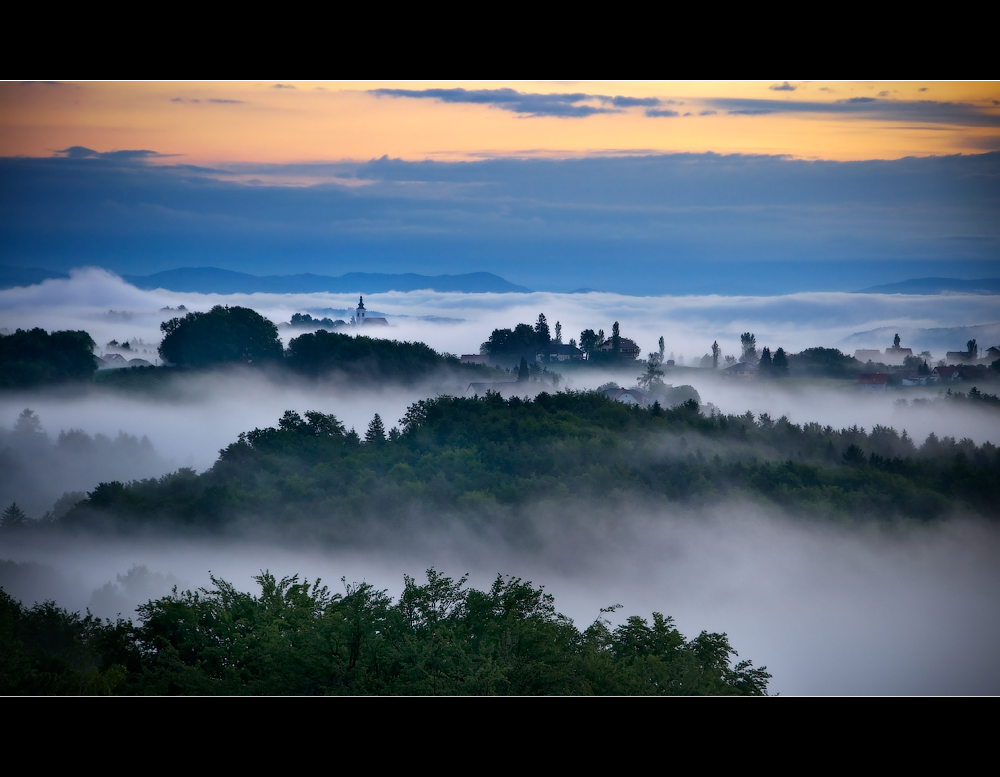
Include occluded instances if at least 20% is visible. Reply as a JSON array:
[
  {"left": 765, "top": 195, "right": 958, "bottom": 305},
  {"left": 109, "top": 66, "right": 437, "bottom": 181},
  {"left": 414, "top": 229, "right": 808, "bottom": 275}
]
[
  {"left": 788, "top": 347, "right": 864, "bottom": 378},
  {"left": 0, "top": 328, "right": 97, "bottom": 388},
  {"left": 1, "top": 570, "right": 769, "bottom": 695},
  {"left": 289, "top": 313, "right": 344, "bottom": 329},
  {"left": 2, "top": 503, "right": 28, "bottom": 529},
  {"left": 580, "top": 329, "right": 601, "bottom": 357},
  {"left": 772, "top": 347, "right": 789, "bottom": 375},
  {"left": 365, "top": 414, "right": 386, "bottom": 444},
  {"left": 62, "top": 392, "right": 1000, "bottom": 533},
  {"left": 285, "top": 330, "right": 454, "bottom": 382},
  {"left": 159, "top": 305, "right": 282, "bottom": 368},
  {"left": 0, "top": 588, "right": 129, "bottom": 695},
  {"left": 518, "top": 356, "right": 529, "bottom": 382},
  {"left": 482, "top": 321, "right": 544, "bottom": 363}
]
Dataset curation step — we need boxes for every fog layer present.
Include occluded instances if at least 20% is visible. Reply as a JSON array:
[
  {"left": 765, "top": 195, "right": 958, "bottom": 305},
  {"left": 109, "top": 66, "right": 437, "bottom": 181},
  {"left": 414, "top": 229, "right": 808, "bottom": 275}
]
[{"left": 2, "top": 506, "right": 998, "bottom": 695}]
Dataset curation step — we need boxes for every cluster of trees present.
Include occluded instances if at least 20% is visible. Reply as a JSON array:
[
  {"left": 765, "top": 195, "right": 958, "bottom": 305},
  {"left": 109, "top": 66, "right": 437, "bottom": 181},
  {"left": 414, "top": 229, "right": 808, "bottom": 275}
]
[
  {"left": 55, "top": 391, "right": 999, "bottom": 536},
  {"left": 480, "top": 313, "right": 559, "bottom": 364},
  {"left": 0, "top": 328, "right": 97, "bottom": 388},
  {"left": 480, "top": 314, "right": 638, "bottom": 364},
  {"left": 1, "top": 408, "right": 162, "bottom": 519},
  {"left": 288, "top": 313, "right": 345, "bottom": 329},
  {"left": 154, "top": 305, "right": 495, "bottom": 384},
  {"left": 159, "top": 306, "right": 284, "bottom": 368},
  {"left": 0, "top": 569, "right": 769, "bottom": 695}
]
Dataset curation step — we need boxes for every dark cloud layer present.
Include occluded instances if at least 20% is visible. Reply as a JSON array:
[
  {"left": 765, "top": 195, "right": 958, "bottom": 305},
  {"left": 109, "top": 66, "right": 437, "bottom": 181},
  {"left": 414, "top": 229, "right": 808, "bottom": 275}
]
[
  {"left": 708, "top": 97, "right": 1000, "bottom": 126},
  {"left": 370, "top": 88, "right": 624, "bottom": 118},
  {"left": 368, "top": 87, "right": 1000, "bottom": 129},
  {"left": 0, "top": 151, "right": 997, "bottom": 294}
]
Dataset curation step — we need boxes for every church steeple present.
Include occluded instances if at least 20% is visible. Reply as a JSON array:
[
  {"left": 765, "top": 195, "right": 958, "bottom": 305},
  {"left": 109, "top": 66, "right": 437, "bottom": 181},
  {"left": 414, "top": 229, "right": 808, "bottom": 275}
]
[{"left": 356, "top": 295, "right": 366, "bottom": 323}]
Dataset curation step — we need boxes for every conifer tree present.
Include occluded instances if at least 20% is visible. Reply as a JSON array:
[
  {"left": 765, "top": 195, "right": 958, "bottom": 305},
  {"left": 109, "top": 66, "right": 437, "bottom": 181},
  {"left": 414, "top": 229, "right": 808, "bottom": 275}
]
[
  {"left": 2, "top": 503, "right": 28, "bottom": 529},
  {"left": 365, "top": 414, "right": 386, "bottom": 443}
]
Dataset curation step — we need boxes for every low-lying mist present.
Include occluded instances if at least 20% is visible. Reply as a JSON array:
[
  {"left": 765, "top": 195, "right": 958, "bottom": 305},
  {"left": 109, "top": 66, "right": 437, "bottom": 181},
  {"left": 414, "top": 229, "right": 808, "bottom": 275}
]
[
  {"left": 3, "top": 267, "right": 998, "bottom": 364},
  {"left": 2, "top": 502, "right": 998, "bottom": 695}
]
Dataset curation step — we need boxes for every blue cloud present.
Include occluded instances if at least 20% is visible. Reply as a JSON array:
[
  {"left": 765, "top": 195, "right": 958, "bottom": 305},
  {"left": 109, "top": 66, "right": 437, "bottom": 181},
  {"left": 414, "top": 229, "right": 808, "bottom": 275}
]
[
  {"left": 707, "top": 97, "right": 1000, "bottom": 126},
  {"left": 645, "top": 109, "right": 679, "bottom": 117},
  {"left": 1, "top": 150, "right": 996, "bottom": 294},
  {"left": 770, "top": 82, "right": 796, "bottom": 91},
  {"left": 52, "top": 147, "right": 165, "bottom": 160},
  {"left": 370, "top": 87, "right": 624, "bottom": 118}
]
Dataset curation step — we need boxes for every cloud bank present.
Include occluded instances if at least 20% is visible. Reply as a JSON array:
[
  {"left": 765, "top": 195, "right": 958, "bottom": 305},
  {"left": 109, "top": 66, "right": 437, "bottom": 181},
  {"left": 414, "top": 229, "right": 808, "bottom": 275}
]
[{"left": 1, "top": 151, "right": 997, "bottom": 293}]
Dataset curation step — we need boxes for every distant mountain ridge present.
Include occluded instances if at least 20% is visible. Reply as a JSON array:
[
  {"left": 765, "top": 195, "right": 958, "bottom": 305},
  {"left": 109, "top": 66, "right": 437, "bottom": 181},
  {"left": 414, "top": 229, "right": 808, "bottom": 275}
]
[
  {"left": 856, "top": 278, "right": 1000, "bottom": 295},
  {"left": 124, "top": 267, "right": 532, "bottom": 294},
  {"left": 0, "top": 264, "right": 531, "bottom": 294},
  {"left": 0, "top": 265, "right": 69, "bottom": 289}
]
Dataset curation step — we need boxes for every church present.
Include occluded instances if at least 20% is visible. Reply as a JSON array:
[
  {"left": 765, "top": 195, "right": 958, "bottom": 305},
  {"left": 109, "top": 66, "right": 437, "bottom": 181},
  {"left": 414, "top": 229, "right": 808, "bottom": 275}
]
[{"left": 354, "top": 296, "right": 388, "bottom": 326}]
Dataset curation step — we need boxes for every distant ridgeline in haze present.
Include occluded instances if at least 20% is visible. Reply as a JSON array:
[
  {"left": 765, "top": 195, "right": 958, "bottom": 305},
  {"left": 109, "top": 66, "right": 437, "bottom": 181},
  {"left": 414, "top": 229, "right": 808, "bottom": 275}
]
[
  {"left": 125, "top": 268, "right": 531, "bottom": 294},
  {"left": 855, "top": 278, "right": 1000, "bottom": 295},
  {"left": 0, "top": 264, "right": 530, "bottom": 293}
]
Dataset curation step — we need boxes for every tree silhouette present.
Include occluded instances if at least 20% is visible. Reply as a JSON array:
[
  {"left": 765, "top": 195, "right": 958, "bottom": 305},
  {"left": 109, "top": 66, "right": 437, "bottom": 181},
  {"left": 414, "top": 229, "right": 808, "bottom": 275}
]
[
  {"left": 517, "top": 357, "right": 529, "bottom": 382},
  {"left": 893, "top": 333, "right": 901, "bottom": 349},
  {"left": 772, "top": 347, "right": 789, "bottom": 375},
  {"left": 740, "top": 333, "right": 758, "bottom": 363},
  {"left": 365, "top": 414, "right": 386, "bottom": 444},
  {"left": 159, "top": 305, "right": 282, "bottom": 368},
  {"left": 2, "top": 503, "right": 28, "bottom": 529}
]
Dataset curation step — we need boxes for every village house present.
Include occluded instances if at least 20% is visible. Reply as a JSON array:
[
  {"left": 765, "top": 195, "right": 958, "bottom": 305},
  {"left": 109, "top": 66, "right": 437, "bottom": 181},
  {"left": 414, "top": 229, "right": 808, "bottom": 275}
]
[
  {"left": 858, "top": 373, "right": 888, "bottom": 392},
  {"left": 603, "top": 387, "right": 645, "bottom": 406},
  {"left": 723, "top": 362, "right": 759, "bottom": 380},
  {"left": 597, "top": 338, "right": 641, "bottom": 360},
  {"left": 883, "top": 346, "right": 913, "bottom": 365},
  {"left": 537, "top": 343, "right": 585, "bottom": 362}
]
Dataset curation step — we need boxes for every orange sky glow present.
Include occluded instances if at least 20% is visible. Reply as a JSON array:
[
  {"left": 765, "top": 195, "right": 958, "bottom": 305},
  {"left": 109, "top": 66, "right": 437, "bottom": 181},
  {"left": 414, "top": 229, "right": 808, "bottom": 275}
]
[{"left": 2, "top": 81, "right": 998, "bottom": 169}]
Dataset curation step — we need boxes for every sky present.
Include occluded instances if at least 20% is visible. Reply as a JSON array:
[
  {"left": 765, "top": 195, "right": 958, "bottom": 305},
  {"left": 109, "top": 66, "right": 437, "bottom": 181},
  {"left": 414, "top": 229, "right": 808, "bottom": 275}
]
[{"left": 1, "top": 80, "right": 998, "bottom": 293}]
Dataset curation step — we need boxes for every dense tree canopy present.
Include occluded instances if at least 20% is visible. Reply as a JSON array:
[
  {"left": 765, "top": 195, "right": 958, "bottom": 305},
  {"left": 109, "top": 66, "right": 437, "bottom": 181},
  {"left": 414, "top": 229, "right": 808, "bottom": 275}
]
[
  {"left": 0, "top": 328, "right": 96, "bottom": 388},
  {"left": 60, "top": 391, "right": 1000, "bottom": 535},
  {"left": 0, "top": 570, "right": 769, "bottom": 695},
  {"left": 158, "top": 306, "right": 282, "bottom": 368},
  {"left": 285, "top": 330, "right": 459, "bottom": 382}
]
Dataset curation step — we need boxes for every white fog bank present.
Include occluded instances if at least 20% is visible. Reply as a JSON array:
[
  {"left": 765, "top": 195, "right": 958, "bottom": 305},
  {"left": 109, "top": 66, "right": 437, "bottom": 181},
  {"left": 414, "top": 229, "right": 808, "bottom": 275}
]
[{"left": 1, "top": 507, "right": 998, "bottom": 696}]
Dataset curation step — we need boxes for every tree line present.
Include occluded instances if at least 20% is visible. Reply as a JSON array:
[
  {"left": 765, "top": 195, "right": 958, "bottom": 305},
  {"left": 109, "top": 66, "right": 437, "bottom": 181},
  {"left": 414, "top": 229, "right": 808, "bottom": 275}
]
[
  {"left": 36, "top": 391, "right": 997, "bottom": 537},
  {"left": 0, "top": 568, "right": 770, "bottom": 695}
]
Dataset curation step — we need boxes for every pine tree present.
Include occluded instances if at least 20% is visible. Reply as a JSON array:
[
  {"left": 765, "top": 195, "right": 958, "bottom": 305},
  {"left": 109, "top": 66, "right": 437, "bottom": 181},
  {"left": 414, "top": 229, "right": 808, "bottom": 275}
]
[
  {"left": 772, "top": 347, "right": 789, "bottom": 375},
  {"left": 517, "top": 357, "right": 529, "bottom": 382},
  {"left": 2, "top": 503, "right": 28, "bottom": 529},
  {"left": 365, "top": 414, "right": 386, "bottom": 444}
]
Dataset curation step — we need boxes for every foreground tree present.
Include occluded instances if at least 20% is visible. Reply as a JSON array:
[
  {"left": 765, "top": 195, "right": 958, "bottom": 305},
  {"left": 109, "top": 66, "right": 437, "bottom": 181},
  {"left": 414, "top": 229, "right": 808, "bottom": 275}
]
[
  {"left": 0, "top": 569, "right": 767, "bottom": 695},
  {"left": 159, "top": 306, "right": 282, "bottom": 368}
]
